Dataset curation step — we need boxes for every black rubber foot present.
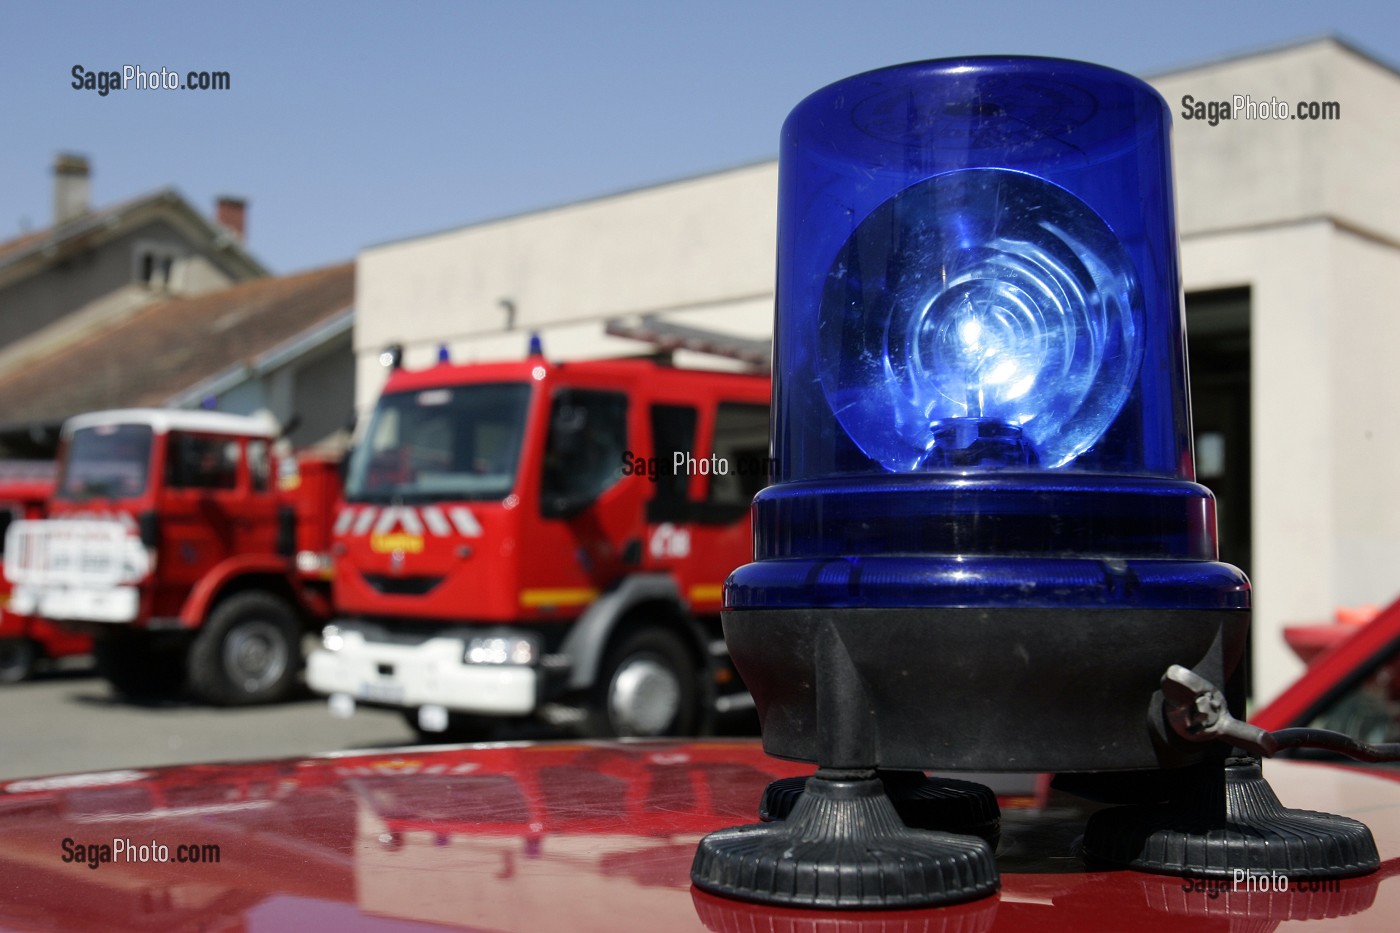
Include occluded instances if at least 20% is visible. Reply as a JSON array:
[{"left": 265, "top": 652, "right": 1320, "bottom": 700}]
[
  {"left": 760, "top": 770, "right": 1002, "bottom": 847},
  {"left": 1083, "top": 758, "right": 1379, "bottom": 879},
  {"left": 692, "top": 769, "right": 999, "bottom": 909}
]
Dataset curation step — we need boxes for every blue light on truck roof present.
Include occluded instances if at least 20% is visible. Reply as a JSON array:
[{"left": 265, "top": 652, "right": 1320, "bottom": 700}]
[
  {"left": 731, "top": 56, "right": 1247, "bottom": 610},
  {"left": 773, "top": 56, "right": 1193, "bottom": 484}
]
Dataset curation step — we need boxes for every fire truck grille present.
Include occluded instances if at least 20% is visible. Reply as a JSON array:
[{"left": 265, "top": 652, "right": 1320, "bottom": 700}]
[
  {"left": 3, "top": 520, "right": 136, "bottom": 587},
  {"left": 360, "top": 574, "right": 445, "bottom": 596}
]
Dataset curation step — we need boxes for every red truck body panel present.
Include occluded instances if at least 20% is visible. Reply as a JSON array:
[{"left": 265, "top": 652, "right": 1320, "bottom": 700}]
[{"left": 1, "top": 741, "right": 1397, "bottom": 931}]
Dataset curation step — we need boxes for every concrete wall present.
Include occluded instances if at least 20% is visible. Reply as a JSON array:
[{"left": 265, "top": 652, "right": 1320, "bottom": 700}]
[
  {"left": 1156, "top": 41, "right": 1400, "bottom": 243},
  {"left": 1157, "top": 41, "right": 1400, "bottom": 699},
  {"left": 201, "top": 328, "right": 355, "bottom": 451},
  {"left": 355, "top": 162, "right": 777, "bottom": 406},
  {"left": 290, "top": 337, "right": 356, "bottom": 449}
]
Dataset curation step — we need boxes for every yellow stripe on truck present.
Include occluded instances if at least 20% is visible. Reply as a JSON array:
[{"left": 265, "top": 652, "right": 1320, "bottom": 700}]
[
  {"left": 519, "top": 587, "right": 599, "bottom": 609},
  {"left": 689, "top": 584, "right": 724, "bottom": 604}
]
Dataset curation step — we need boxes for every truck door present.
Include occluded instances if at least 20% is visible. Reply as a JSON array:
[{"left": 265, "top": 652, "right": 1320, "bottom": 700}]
[
  {"left": 529, "top": 389, "right": 638, "bottom": 608},
  {"left": 644, "top": 402, "right": 699, "bottom": 565},
  {"left": 687, "top": 401, "right": 770, "bottom": 607},
  {"left": 157, "top": 433, "right": 262, "bottom": 617}
]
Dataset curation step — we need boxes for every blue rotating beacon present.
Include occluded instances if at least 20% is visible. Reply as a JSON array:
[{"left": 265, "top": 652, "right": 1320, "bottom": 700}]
[{"left": 692, "top": 57, "right": 1380, "bottom": 910}]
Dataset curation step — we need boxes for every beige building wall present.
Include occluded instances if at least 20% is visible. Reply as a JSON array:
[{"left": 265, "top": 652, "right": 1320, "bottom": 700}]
[
  {"left": 355, "top": 161, "right": 777, "bottom": 399},
  {"left": 356, "top": 38, "right": 1400, "bottom": 703},
  {"left": 1156, "top": 40, "right": 1400, "bottom": 699}
]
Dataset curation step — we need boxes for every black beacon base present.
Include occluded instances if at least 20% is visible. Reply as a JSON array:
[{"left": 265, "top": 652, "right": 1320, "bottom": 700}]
[
  {"left": 692, "top": 768, "right": 999, "bottom": 909},
  {"left": 691, "top": 605, "right": 1383, "bottom": 909},
  {"left": 1084, "top": 759, "right": 1379, "bottom": 879},
  {"left": 761, "top": 769, "right": 1002, "bottom": 846}
]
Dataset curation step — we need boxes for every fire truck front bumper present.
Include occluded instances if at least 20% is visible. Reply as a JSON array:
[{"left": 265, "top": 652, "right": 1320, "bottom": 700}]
[
  {"left": 306, "top": 621, "right": 541, "bottom": 717},
  {"left": 9, "top": 584, "right": 140, "bottom": 624}
]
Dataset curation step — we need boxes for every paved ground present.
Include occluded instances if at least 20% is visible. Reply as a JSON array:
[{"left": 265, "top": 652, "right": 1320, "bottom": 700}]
[
  {"left": 0, "top": 656, "right": 761, "bottom": 782},
  {"left": 0, "top": 660, "right": 419, "bottom": 781}
]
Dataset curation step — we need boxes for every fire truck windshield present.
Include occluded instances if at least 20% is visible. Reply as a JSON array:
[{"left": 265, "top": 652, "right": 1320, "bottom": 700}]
[
  {"left": 345, "top": 383, "right": 532, "bottom": 503},
  {"left": 56, "top": 424, "right": 154, "bottom": 500}
]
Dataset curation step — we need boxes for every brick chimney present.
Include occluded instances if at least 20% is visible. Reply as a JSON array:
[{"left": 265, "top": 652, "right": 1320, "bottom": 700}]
[
  {"left": 215, "top": 195, "right": 247, "bottom": 241},
  {"left": 53, "top": 153, "right": 91, "bottom": 225}
]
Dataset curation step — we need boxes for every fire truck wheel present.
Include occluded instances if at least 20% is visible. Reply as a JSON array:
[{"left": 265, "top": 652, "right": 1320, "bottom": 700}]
[
  {"left": 188, "top": 593, "right": 301, "bottom": 706},
  {"left": 0, "top": 638, "right": 38, "bottom": 683},
  {"left": 94, "top": 637, "right": 186, "bottom": 699},
  {"left": 591, "top": 627, "right": 698, "bottom": 738}
]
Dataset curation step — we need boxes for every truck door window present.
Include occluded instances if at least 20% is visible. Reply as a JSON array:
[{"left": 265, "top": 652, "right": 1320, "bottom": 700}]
[
  {"left": 166, "top": 434, "right": 240, "bottom": 490},
  {"left": 647, "top": 404, "right": 697, "bottom": 523},
  {"left": 542, "top": 390, "right": 628, "bottom": 517},
  {"left": 701, "top": 402, "right": 770, "bottom": 524}
]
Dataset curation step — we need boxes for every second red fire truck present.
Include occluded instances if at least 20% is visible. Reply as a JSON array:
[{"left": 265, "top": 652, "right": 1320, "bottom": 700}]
[
  {"left": 308, "top": 350, "right": 769, "bottom": 738},
  {"left": 3, "top": 409, "right": 341, "bottom": 704}
]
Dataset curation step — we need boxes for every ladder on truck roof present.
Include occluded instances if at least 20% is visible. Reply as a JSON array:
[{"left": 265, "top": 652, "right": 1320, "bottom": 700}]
[{"left": 604, "top": 314, "right": 771, "bottom": 372}]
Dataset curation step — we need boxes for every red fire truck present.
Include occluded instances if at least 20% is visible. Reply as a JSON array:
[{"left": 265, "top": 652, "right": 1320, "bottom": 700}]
[
  {"left": 0, "top": 460, "right": 93, "bottom": 682},
  {"left": 2, "top": 409, "right": 341, "bottom": 704},
  {"left": 308, "top": 351, "right": 770, "bottom": 739}
]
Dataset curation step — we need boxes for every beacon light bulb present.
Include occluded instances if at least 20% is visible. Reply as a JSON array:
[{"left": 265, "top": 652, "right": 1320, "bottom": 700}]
[{"left": 819, "top": 167, "right": 1143, "bottom": 470}]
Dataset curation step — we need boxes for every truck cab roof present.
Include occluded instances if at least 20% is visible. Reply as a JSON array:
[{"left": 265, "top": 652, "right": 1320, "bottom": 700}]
[{"left": 62, "top": 408, "right": 280, "bottom": 439}]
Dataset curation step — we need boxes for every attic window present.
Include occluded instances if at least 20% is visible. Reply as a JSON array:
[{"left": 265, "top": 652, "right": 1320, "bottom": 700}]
[{"left": 134, "top": 245, "right": 179, "bottom": 289}]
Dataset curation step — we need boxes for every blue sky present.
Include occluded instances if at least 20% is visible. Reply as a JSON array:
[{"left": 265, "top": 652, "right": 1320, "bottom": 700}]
[{"left": 2, "top": 1, "right": 1398, "bottom": 275}]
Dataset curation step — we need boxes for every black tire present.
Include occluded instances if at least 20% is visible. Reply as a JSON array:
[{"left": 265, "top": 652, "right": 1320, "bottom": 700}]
[
  {"left": 588, "top": 627, "right": 698, "bottom": 738},
  {"left": 94, "top": 635, "right": 187, "bottom": 700},
  {"left": 187, "top": 592, "right": 301, "bottom": 706},
  {"left": 0, "top": 638, "right": 38, "bottom": 684}
]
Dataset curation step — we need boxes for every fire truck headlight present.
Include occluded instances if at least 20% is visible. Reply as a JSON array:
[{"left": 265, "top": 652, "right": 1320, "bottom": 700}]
[
  {"left": 466, "top": 635, "right": 536, "bottom": 666},
  {"left": 119, "top": 536, "right": 154, "bottom": 584},
  {"left": 296, "top": 550, "right": 333, "bottom": 577},
  {"left": 321, "top": 625, "right": 345, "bottom": 652}
]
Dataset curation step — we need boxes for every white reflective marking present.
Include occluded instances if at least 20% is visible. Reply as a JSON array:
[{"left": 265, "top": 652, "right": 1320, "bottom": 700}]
[
  {"left": 421, "top": 506, "right": 452, "bottom": 536},
  {"left": 352, "top": 507, "right": 379, "bottom": 536},
  {"left": 448, "top": 507, "right": 483, "bottom": 538},
  {"left": 334, "top": 508, "right": 356, "bottom": 535},
  {"left": 374, "top": 506, "right": 423, "bottom": 536}
]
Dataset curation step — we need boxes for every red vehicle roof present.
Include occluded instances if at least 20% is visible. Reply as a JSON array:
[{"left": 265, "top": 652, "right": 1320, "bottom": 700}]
[{"left": 1, "top": 739, "right": 1397, "bottom": 931}]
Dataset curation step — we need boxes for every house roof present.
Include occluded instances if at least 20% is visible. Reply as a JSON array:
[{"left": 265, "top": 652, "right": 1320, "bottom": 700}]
[
  {"left": 0, "top": 262, "right": 353, "bottom": 430},
  {"left": 0, "top": 188, "right": 268, "bottom": 288}
]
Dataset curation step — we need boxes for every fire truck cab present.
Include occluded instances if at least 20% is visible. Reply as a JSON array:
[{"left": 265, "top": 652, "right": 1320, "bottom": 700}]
[
  {"left": 3, "top": 409, "right": 337, "bottom": 704},
  {"left": 308, "top": 353, "right": 770, "bottom": 738}
]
